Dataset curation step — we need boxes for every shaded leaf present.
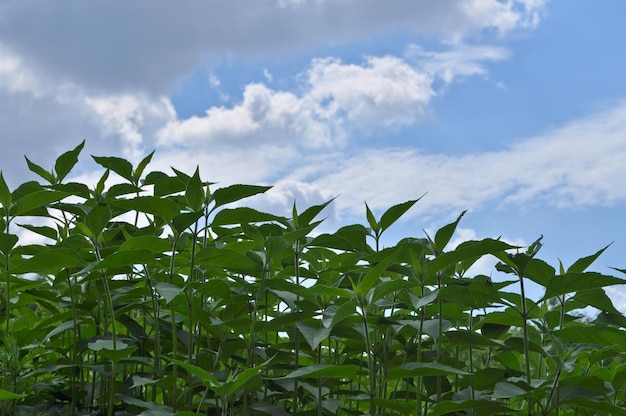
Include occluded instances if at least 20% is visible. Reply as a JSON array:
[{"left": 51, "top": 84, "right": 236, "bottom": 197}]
[
  {"left": 54, "top": 140, "right": 84, "bottom": 182},
  {"left": 211, "top": 184, "right": 272, "bottom": 209},
  {"left": 282, "top": 364, "right": 359, "bottom": 379},
  {"left": 387, "top": 362, "right": 469, "bottom": 380},
  {"left": 92, "top": 155, "right": 134, "bottom": 183}
]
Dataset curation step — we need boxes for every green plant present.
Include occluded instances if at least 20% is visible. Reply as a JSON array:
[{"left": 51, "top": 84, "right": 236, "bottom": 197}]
[{"left": 0, "top": 143, "right": 625, "bottom": 415}]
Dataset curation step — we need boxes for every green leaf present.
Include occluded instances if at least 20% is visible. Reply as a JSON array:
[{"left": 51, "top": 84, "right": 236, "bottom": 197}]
[
  {"left": 380, "top": 198, "right": 421, "bottom": 232},
  {"left": 387, "top": 362, "right": 469, "bottom": 380},
  {"left": 12, "top": 248, "right": 86, "bottom": 274},
  {"left": 54, "top": 140, "right": 84, "bottom": 182},
  {"left": 0, "top": 171, "right": 11, "bottom": 209},
  {"left": 431, "top": 400, "right": 512, "bottom": 416},
  {"left": 194, "top": 246, "right": 261, "bottom": 274},
  {"left": 133, "top": 150, "right": 155, "bottom": 183},
  {"left": 567, "top": 244, "right": 611, "bottom": 273},
  {"left": 282, "top": 364, "right": 359, "bottom": 379},
  {"left": 0, "top": 388, "right": 26, "bottom": 400},
  {"left": 110, "top": 196, "right": 180, "bottom": 220},
  {"left": 365, "top": 202, "right": 379, "bottom": 233},
  {"left": 0, "top": 233, "right": 19, "bottom": 256},
  {"left": 428, "top": 238, "right": 513, "bottom": 274},
  {"left": 542, "top": 272, "right": 626, "bottom": 301},
  {"left": 119, "top": 236, "right": 171, "bottom": 254},
  {"left": 24, "top": 156, "right": 56, "bottom": 184},
  {"left": 357, "top": 248, "right": 399, "bottom": 297},
  {"left": 560, "top": 395, "right": 626, "bottom": 415},
  {"left": 172, "top": 210, "right": 203, "bottom": 234},
  {"left": 17, "top": 224, "right": 57, "bottom": 241},
  {"left": 212, "top": 207, "right": 283, "bottom": 226},
  {"left": 322, "top": 301, "right": 356, "bottom": 329},
  {"left": 309, "top": 224, "right": 371, "bottom": 253},
  {"left": 185, "top": 166, "right": 204, "bottom": 212},
  {"left": 433, "top": 210, "right": 466, "bottom": 253},
  {"left": 298, "top": 196, "right": 336, "bottom": 227},
  {"left": 446, "top": 330, "right": 502, "bottom": 347},
  {"left": 94, "top": 169, "right": 109, "bottom": 198},
  {"left": 228, "top": 365, "right": 265, "bottom": 394},
  {"left": 14, "top": 190, "right": 70, "bottom": 215},
  {"left": 144, "top": 171, "right": 186, "bottom": 197},
  {"left": 211, "top": 184, "right": 272, "bottom": 209},
  {"left": 85, "top": 203, "right": 111, "bottom": 238},
  {"left": 154, "top": 282, "right": 184, "bottom": 304},
  {"left": 92, "top": 155, "right": 134, "bottom": 183},
  {"left": 105, "top": 183, "right": 143, "bottom": 200},
  {"left": 163, "top": 356, "right": 221, "bottom": 389},
  {"left": 94, "top": 249, "right": 156, "bottom": 269},
  {"left": 296, "top": 321, "right": 332, "bottom": 351}
]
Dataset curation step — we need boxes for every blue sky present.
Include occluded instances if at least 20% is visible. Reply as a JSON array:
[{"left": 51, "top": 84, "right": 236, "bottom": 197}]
[{"left": 1, "top": 1, "right": 625, "bottom": 306}]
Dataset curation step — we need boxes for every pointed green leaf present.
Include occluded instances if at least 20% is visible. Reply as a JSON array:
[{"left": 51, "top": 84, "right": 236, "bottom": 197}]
[
  {"left": 133, "top": 150, "right": 155, "bottom": 183},
  {"left": 298, "top": 196, "right": 336, "bottom": 227},
  {"left": 94, "top": 249, "right": 156, "bottom": 269},
  {"left": 380, "top": 198, "right": 421, "bottom": 232},
  {"left": 86, "top": 203, "right": 111, "bottom": 238},
  {"left": 14, "top": 190, "right": 70, "bottom": 215},
  {"left": 92, "top": 155, "right": 134, "bottom": 183},
  {"left": 104, "top": 183, "right": 143, "bottom": 200},
  {"left": 163, "top": 356, "right": 221, "bottom": 389},
  {"left": 144, "top": 171, "right": 186, "bottom": 197},
  {"left": 228, "top": 365, "right": 266, "bottom": 394},
  {"left": 567, "top": 244, "right": 611, "bottom": 273},
  {"left": 0, "top": 389, "right": 27, "bottom": 400},
  {"left": 0, "top": 171, "right": 11, "bottom": 209},
  {"left": 211, "top": 184, "right": 272, "bottom": 209},
  {"left": 17, "top": 224, "right": 57, "bottom": 241},
  {"left": 357, "top": 249, "right": 399, "bottom": 297},
  {"left": 296, "top": 321, "right": 332, "bottom": 350},
  {"left": 428, "top": 238, "right": 513, "bottom": 274},
  {"left": 282, "top": 364, "right": 359, "bottom": 379},
  {"left": 212, "top": 207, "right": 283, "bottom": 226},
  {"left": 387, "top": 362, "right": 469, "bottom": 380},
  {"left": 110, "top": 196, "right": 180, "bottom": 220},
  {"left": 194, "top": 246, "right": 261, "bottom": 273},
  {"left": 365, "top": 202, "right": 379, "bottom": 233},
  {"left": 12, "top": 248, "right": 86, "bottom": 274},
  {"left": 322, "top": 301, "right": 356, "bottom": 329},
  {"left": 433, "top": 210, "right": 466, "bottom": 253},
  {"left": 185, "top": 166, "right": 204, "bottom": 212},
  {"left": 119, "top": 236, "right": 171, "bottom": 254},
  {"left": 0, "top": 233, "right": 18, "bottom": 256},
  {"left": 172, "top": 210, "right": 203, "bottom": 234},
  {"left": 431, "top": 400, "right": 512, "bottom": 416},
  {"left": 54, "top": 140, "right": 84, "bottom": 182},
  {"left": 24, "top": 156, "right": 56, "bottom": 184},
  {"left": 154, "top": 282, "right": 184, "bottom": 304},
  {"left": 542, "top": 272, "right": 626, "bottom": 301}
]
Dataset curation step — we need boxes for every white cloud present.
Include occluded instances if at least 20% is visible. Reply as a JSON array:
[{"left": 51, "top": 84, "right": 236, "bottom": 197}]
[
  {"left": 406, "top": 44, "right": 510, "bottom": 85},
  {"left": 86, "top": 95, "right": 176, "bottom": 160},
  {"left": 285, "top": 102, "right": 626, "bottom": 219},
  {"left": 157, "top": 54, "right": 440, "bottom": 149},
  {"left": 0, "top": 1, "right": 544, "bottom": 93}
]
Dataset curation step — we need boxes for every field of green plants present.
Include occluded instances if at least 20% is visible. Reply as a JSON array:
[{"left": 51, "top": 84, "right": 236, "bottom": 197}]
[{"left": 1, "top": 141, "right": 626, "bottom": 415}]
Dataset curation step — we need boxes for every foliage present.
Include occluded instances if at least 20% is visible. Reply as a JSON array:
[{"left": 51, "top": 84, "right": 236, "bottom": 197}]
[{"left": 0, "top": 142, "right": 625, "bottom": 415}]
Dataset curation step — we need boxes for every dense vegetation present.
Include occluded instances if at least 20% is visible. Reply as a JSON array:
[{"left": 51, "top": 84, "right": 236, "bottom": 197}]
[{"left": 1, "top": 142, "right": 626, "bottom": 415}]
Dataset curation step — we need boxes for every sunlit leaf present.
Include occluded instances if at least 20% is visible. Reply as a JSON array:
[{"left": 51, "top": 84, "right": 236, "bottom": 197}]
[{"left": 380, "top": 198, "right": 421, "bottom": 233}]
